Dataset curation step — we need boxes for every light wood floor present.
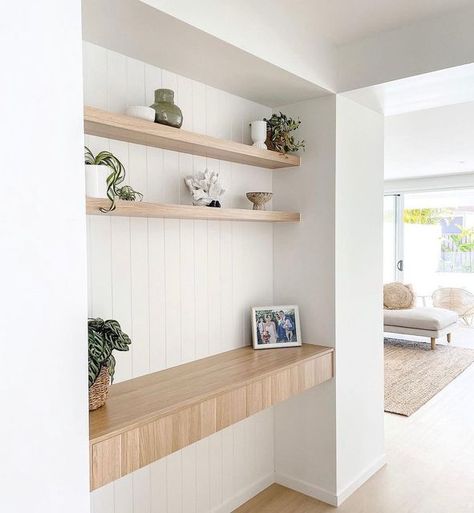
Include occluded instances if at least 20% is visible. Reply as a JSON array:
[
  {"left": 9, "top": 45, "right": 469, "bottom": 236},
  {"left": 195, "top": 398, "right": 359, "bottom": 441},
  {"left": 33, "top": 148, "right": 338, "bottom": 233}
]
[{"left": 235, "top": 329, "right": 474, "bottom": 513}]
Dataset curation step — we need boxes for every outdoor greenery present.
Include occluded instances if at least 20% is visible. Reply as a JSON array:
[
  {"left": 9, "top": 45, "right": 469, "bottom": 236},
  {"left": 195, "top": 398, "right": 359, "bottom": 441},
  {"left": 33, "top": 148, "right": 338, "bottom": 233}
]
[
  {"left": 403, "top": 208, "right": 454, "bottom": 225},
  {"left": 88, "top": 318, "right": 131, "bottom": 387},
  {"left": 263, "top": 112, "right": 305, "bottom": 154},
  {"left": 84, "top": 147, "right": 143, "bottom": 212},
  {"left": 442, "top": 226, "right": 474, "bottom": 252}
]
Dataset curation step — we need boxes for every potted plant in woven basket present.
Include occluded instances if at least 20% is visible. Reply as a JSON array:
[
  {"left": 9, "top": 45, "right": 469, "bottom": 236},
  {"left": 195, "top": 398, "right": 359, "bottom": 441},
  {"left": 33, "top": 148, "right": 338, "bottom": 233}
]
[
  {"left": 88, "top": 318, "right": 132, "bottom": 411},
  {"left": 263, "top": 112, "right": 305, "bottom": 154}
]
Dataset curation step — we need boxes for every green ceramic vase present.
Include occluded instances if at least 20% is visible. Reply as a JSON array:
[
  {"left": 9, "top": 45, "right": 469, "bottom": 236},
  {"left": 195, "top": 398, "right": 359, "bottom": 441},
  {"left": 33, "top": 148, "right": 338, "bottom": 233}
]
[{"left": 150, "top": 88, "right": 183, "bottom": 128}]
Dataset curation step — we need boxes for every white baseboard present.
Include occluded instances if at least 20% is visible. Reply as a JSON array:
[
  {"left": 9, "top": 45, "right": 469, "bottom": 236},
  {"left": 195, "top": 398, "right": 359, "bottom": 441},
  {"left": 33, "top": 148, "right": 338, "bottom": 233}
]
[
  {"left": 274, "top": 472, "right": 338, "bottom": 506},
  {"left": 211, "top": 472, "right": 275, "bottom": 513},
  {"left": 336, "top": 454, "right": 386, "bottom": 505},
  {"left": 275, "top": 454, "right": 387, "bottom": 507},
  {"left": 211, "top": 455, "right": 386, "bottom": 511}
]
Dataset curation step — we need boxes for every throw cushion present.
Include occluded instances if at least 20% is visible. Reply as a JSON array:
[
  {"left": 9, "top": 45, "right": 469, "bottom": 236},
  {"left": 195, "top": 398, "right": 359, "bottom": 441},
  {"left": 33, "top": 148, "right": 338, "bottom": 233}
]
[{"left": 384, "top": 282, "right": 416, "bottom": 310}]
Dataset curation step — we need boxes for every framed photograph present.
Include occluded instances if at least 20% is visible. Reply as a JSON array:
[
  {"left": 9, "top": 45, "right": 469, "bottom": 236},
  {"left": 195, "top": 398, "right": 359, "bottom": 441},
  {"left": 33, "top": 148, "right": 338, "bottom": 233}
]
[{"left": 251, "top": 305, "right": 302, "bottom": 349}]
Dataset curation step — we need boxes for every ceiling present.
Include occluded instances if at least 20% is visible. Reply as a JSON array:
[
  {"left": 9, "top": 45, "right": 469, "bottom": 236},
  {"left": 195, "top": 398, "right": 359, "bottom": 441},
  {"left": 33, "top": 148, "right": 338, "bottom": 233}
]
[
  {"left": 344, "top": 63, "right": 474, "bottom": 116},
  {"left": 285, "top": 0, "right": 472, "bottom": 45},
  {"left": 82, "top": 0, "right": 330, "bottom": 107},
  {"left": 385, "top": 100, "right": 474, "bottom": 180},
  {"left": 403, "top": 189, "right": 474, "bottom": 209},
  {"left": 83, "top": 0, "right": 474, "bottom": 104}
]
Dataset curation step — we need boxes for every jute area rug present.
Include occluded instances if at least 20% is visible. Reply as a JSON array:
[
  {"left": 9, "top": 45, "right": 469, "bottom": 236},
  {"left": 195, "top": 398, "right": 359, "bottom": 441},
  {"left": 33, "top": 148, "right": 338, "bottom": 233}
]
[{"left": 384, "top": 337, "right": 474, "bottom": 416}]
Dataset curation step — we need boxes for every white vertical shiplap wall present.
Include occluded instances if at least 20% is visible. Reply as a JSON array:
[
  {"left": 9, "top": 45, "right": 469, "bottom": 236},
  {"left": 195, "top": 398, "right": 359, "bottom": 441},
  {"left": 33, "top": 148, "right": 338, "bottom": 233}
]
[{"left": 83, "top": 41, "right": 275, "bottom": 513}]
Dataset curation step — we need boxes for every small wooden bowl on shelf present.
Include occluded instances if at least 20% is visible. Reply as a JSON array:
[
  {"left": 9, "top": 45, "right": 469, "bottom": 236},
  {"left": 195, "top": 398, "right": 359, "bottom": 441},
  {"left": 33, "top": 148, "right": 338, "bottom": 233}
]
[{"left": 246, "top": 192, "right": 273, "bottom": 211}]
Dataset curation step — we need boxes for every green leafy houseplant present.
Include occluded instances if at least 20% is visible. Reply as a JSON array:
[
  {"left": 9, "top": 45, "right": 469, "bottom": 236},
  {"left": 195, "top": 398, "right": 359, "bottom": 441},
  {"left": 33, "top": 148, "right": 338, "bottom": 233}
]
[
  {"left": 264, "top": 112, "right": 305, "bottom": 154},
  {"left": 88, "top": 318, "right": 131, "bottom": 387},
  {"left": 84, "top": 147, "right": 143, "bottom": 212}
]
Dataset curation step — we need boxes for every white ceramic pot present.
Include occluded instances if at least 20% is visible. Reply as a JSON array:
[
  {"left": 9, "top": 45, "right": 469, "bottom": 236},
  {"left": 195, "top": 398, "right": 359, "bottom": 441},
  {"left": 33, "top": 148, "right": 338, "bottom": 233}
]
[
  {"left": 125, "top": 105, "right": 156, "bottom": 122},
  {"left": 250, "top": 120, "right": 268, "bottom": 149},
  {"left": 85, "top": 164, "right": 109, "bottom": 198}
]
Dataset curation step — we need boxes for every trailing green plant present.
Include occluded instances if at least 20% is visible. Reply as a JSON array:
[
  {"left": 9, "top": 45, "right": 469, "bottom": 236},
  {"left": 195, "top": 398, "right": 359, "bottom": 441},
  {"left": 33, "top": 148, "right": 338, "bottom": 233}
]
[
  {"left": 117, "top": 185, "right": 144, "bottom": 202},
  {"left": 263, "top": 112, "right": 305, "bottom": 154},
  {"left": 88, "top": 318, "right": 131, "bottom": 387},
  {"left": 84, "top": 147, "right": 143, "bottom": 212}
]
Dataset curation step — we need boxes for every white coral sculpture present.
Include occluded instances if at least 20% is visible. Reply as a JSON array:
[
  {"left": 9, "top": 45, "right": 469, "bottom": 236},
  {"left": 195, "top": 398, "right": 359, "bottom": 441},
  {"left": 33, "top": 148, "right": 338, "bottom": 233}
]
[{"left": 184, "top": 169, "right": 225, "bottom": 206}]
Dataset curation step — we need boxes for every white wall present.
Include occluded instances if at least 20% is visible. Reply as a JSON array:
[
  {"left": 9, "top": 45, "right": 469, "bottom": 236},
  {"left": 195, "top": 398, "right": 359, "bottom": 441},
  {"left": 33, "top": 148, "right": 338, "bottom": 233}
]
[
  {"left": 272, "top": 96, "right": 337, "bottom": 500},
  {"left": 84, "top": 42, "right": 275, "bottom": 513},
  {"left": 334, "top": 96, "right": 385, "bottom": 498},
  {"left": 273, "top": 96, "right": 385, "bottom": 506},
  {"left": 0, "top": 2, "right": 90, "bottom": 513}
]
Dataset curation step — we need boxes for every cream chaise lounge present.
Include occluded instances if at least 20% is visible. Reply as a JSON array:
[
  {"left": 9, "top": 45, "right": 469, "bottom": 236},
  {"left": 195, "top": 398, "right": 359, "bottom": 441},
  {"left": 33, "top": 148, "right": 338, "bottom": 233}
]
[{"left": 384, "top": 307, "right": 458, "bottom": 350}]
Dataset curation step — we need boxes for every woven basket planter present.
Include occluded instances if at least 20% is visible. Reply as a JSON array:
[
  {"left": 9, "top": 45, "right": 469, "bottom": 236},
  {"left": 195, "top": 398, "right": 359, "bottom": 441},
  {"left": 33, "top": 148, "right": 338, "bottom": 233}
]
[
  {"left": 265, "top": 130, "right": 278, "bottom": 152},
  {"left": 89, "top": 365, "right": 110, "bottom": 411}
]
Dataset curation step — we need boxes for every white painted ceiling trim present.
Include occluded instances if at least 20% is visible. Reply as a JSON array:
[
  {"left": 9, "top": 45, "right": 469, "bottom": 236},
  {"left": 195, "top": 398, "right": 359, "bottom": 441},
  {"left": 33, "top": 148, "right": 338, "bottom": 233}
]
[{"left": 385, "top": 172, "right": 474, "bottom": 194}]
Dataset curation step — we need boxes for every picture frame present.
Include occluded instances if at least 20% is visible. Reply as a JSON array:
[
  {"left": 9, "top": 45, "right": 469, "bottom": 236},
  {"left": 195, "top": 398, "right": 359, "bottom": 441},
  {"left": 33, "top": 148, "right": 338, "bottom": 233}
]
[{"left": 251, "top": 305, "right": 302, "bottom": 349}]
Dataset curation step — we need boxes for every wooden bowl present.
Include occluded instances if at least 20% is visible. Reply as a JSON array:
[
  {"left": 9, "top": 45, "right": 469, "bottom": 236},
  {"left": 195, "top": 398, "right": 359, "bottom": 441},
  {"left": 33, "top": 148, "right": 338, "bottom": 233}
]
[{"left": 246, "top": 192, "right": 273, "bottom": 210}]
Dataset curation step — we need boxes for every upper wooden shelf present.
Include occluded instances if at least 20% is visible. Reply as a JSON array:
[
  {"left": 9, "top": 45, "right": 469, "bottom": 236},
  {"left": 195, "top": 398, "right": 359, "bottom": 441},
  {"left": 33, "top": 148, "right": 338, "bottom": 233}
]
[
  {"left": 84, "top": 106, "right": 300, "bottom": 169},
  {"left": 86, "top": 198, "right": 300, "bottom": 223},
  {"left": 89, "top": 344, "right": 333, "bottom": 490}
]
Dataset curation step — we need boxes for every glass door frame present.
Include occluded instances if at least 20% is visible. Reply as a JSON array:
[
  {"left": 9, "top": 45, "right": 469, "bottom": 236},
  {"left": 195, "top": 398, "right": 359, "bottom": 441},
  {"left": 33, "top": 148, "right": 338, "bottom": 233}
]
[{"left": 384, "top": 193, "right": 404, "bottom": 282}]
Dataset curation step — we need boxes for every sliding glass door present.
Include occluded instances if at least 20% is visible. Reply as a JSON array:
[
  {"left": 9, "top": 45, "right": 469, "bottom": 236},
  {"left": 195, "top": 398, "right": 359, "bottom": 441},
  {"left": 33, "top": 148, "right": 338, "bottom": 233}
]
[
  {"left": 384, "top": 194, "right": 403, "bottom": 283},
  {"left": 384, "top": 189, "right": 474, "bottom": 297},
  {"left": 403, "top": 189, "right": 474, "bottom": 296}
]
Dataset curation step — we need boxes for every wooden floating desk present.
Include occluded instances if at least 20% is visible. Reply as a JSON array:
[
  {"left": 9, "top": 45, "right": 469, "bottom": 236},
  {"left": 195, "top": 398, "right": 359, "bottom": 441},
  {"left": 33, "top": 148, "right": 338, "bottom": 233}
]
[{"left": 90, "top": 343, "right": 334, "bottom": 490}]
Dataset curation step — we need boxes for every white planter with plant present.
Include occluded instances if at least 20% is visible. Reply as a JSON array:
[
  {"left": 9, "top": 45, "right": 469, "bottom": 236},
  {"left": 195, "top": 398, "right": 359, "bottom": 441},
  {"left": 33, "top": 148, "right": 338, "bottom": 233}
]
[
  {"left": 84, "top": 147, "right": 143, "bottom": 212},
  {"left": 85, "top": 164, "right": 109, "bottom": 198},
  {"left": 250, "top": 120, "right": 268, "bottom": 149}
]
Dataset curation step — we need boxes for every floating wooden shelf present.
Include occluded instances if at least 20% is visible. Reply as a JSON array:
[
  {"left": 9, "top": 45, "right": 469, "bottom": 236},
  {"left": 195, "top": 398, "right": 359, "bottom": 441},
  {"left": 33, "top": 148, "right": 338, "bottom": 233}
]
[
  {"left": 90, "top": 344, "right": 333, "bottom": 490},
  {"left": 84, "top": 106, "right": 300, "bottom": 169},
  {"left": 86, "top": 198, "right": 301, "bottom": 223}
]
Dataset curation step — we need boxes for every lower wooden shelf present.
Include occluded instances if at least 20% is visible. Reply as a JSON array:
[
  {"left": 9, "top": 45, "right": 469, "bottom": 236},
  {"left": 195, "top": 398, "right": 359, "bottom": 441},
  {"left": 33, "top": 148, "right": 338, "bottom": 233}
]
[
  {"left": 86, "top": 197, "right": 301, "bottom": 222},
  {"left": 89, "top": 344, "right": 334, "bottom": 490}
]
